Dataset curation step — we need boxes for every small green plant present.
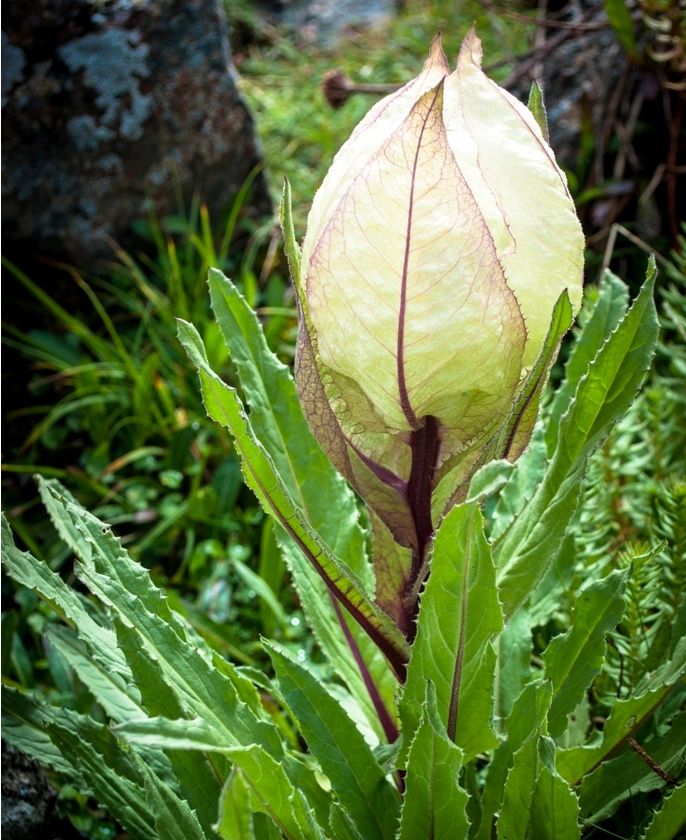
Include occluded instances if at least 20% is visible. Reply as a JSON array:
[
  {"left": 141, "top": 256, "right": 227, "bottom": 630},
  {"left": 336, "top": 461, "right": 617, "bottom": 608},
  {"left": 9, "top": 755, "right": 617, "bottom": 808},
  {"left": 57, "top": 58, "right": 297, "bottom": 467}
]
[{"left": 3, "top": 32, "right": 685, "bottom": 840}]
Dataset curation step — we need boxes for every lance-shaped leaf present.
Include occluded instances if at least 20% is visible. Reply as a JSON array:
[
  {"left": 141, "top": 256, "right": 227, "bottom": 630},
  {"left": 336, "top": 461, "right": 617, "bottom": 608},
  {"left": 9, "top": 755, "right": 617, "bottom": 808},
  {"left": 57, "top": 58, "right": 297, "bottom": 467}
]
[
  {"left": 557, "top": 636, "right": 686, "bottom": 784},
  {"left": 495, "top": 607, "right": 533, "bottom": 726},
  {"left": 224, "top": 746, "right": 327, "bottom": 840},
  {"left": 3, "top": 687, "right": 157, "bottom": 840},
  {"left": 206, "top": 262, "right": 397, "bottom": 734},
  {"left": 131, "top": 750, "right": 209, "bottom": 840},
  {"left": 267, "top": 642, "right": 401, "bottom": 840},
  {"left": 397, "top": 683, "right": 470, "bottom": 840},
  {"left": 400, "top": 503, "right": 503, "bottom": 764},
  {"left": 544, "top": 568, "right": 628, "bottom": 739},
  {"left": 496, "top": 735, "right": 539, "bottom": 840},
  {"left": 495, "top": 262, "right": 658, "bottom": 619},
  {"left": 43, "top": 623, "right": 144, "bottom": 723},
  {"left": 114, "top": 714, "right": 331, "bottom": 831},
  {"left": 529, "top": 766, "right": 581, "bottom": 840},
  {"left": 495, "top": 291, "right": 573, "bottom": 463},
  {"left": 477, "top": 681, "right": 552, "bottom": 840},
  {"left": 215, "top": 770, "right": 255, "bottom": 840},
  {"left": 52, "top": 496, "right": 284, "bottom": 760},
  {"left": 1, "top": 512, "right": 129, "bottom": 680},
  {"left": 178, "top": 319, "right": 410, "bottom": 679},
  {"left": 113, "top": 616, "right": 225, "bottom": 835},
  {"left": 499, "top": 734, "right": 580, "bottom": 840},
  {"left": 579, "top": 711, "right": 686, "bottom": 823},
  {"left": 545, "top": 271, "right": 629, "bottom": 456},
  {"left": 639, "top": 783, "right": 686, "bottom": 840},
  {"left": 527, "top": 81, "right": 549, "bottom": 143}
]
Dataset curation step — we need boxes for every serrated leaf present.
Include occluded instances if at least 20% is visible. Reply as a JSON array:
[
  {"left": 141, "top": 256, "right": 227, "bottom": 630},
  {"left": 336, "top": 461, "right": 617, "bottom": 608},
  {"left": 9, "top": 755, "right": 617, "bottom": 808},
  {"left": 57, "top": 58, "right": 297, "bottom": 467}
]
[
  {"left": 529, "top": 764, "right": 581, "bottom": 840},
  {"left": 558, "top": 636, "right": 686, "bottom": 783},
  {"left": 544, "top": 568, "right": 628, "bottom": 739},
  {"left": 112, "top": 615, "right": 225, "bottom": 835},
  {"left": 639, "top": 783, "right": 686, "bottom": 840},
  {"left": 545, "top": 271, "right": 629, "bottom": 456},
  {"left": 207, "top": 263, "right": 397, "bottom": 736},
  {"left": 527, "top": 81, "right": 549, "bottom": 144},
  {"left": 496, "top": 291, "right": 573, "bottom": 462},
  {"left": 51, "top": 496, "right": 284, "bottom": 763},
  {"left": 490, "top": 428, "right": 548, "bottom": 541},
  {"left": 329, "top": 805, "right": 365, "bottom": 840},
  {"left": 478, "top": 681, "right": 551, "bottom": 840},
  {"left": 496, "top": 607, "right": 533, "bottom": 725},
  {"left": 579, "top": 711, "right": 686, "bottom": 823},
  {"left": 526, "top": 533, "right": 576, "bottom": 628},
  {"left": 225, "top": 745, "right": 327, "bottom": 840},
  {"left": 45, "top": 720, "right": 158, "bottom": 840},
  {"left": 495, "top": 261, "right": 658, "bottom": 619},
  {"left": 267, "top": 642, "right": 400, "bottom": 840},
  {"left": 215, "top": 770, "right": 255, "bottom": 840},
  {"left": 400, "top": 503, "right": 503, "bottom": 764},
  {"left": 496, "top": 734, "right": 539, "bottom": 840},
  {"left": 44, "top": 623, "right": 143, "bottom": 722},
  {"left": 397, "top": 683, "right": 469, "bottom": 840},
  {"left": 131, "top": 749, "right": 209, "bottom": 840},
  {"left": 1, "top": 513, "right": 129, "bottom": 680},
  {"left": 1, "top": 712, "right": 86, "bottom": 784},
  {"left": 178, "top": 318, "right": 409, "bottom": 680}
]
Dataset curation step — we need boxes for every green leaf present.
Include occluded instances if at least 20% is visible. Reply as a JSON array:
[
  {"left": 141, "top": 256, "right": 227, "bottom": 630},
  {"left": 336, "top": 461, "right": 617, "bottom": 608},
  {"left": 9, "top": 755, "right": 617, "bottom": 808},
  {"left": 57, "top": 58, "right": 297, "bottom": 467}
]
[
  {"left": 44, "top": 623, "right": 143, "bottom": 722},
  {"left": 200, "top": 270, "right": 399, "bottom": 733},
  {"left": 526, "top": 533, "right": 576, "bottom": 628},
  {"left": 529, "top": 764, "right": 581, "bottom": 840},
  {"left": 557, "top": 636, "right": 686, "bottom": 783},
  {"left": 495, "top": 607, "right": 533, "bottom": 725},
  {"left": 527, "top": 81, "right": 549, "bottom": 144},
  {"left": 496, "top": 735, "right": 539, "bottom": 840},
  {"left": 225, "top": 745, "right": 327, "bottom": 840},
  {"left": 1, "top": 512, "right": 129, "bottom": 680},
  {"left": 131, "top": 749, "right": 209, "bottom": 840},
  {"left": 579, "top": 711, "right": 686, "bottom": 823},
  {"left": 329, "top": 805, "right": 365, "bottom": 840},
  {"left": 267, "top": 642, "right": 400, "bottom": 840},
  {"left": 604, "top": 0, "right": 637, "bottom": 56},
  {"left": 215, "top": 770, "right": 255, "bottom": 840},
  {"left": 49, "top": 492, "right": 284, "bottom": 763},
  {"left": 544, "top": 568, "right": 628, "bottom": 739},
  {"left": 497, "top": 291, "right": 573, "bottom": 462},
  {"left": 400, "top": 503, "right": 503, "bottom": 764},
  {"left": 177, "top": 319, "right": 409, "bottom": 680},
  {"left": 545, "top": 272, "right": 629, "bottom": 456},
  {"left": 1, "top": 712, "right": 86, "bottom": 784},
  {"left": 397, "top": 683, "right": 470, "bottom": 840},
  {"left": 477, "top": 681, "right": 551, "bottom": 840},
  {"left": 495, "top": 261, "right": 658, "bottom": 619},
  {"left": 44, "top": 720, "right": 158, "bottom": 840},
  {"left": 113, "top": 615, "right": 225, "bottom": 836},
  {"left": 639, "top": 783, "right": 686, "bottom": 840}
]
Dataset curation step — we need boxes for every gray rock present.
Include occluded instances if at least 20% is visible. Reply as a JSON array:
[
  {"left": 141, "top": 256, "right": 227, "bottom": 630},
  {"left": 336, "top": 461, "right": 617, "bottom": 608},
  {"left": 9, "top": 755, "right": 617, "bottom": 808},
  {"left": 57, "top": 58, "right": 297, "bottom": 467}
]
[
  {"left": 267, "top": 0, "right": 396, "bottom": 45},
  {"left": 2, "top": 0, "right": 272, "bottom": 266},
  {"left": 1, "top": 741, "right": 58, "bottom": 840}
]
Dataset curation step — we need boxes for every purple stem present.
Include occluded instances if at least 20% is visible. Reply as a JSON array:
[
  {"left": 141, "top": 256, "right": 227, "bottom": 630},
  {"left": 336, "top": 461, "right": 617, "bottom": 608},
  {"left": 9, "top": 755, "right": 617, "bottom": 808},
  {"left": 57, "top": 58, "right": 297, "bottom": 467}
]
[{"left": 331, "top": 595, "right": 400, "bottom": 743}]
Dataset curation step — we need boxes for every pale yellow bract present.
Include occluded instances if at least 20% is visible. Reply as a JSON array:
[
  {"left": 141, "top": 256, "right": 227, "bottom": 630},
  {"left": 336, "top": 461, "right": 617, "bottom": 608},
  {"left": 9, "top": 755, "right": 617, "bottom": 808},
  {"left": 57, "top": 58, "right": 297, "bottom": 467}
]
[{"left": 295, "top": 28, "right": 584, "bottom": 495}]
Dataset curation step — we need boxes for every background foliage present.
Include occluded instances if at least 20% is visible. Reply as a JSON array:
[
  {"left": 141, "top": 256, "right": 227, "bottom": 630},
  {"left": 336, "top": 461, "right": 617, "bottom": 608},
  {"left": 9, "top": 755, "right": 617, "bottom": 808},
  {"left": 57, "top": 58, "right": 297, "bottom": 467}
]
[{"left": 2, "top": 0, "right": 685, "bottom": 836}]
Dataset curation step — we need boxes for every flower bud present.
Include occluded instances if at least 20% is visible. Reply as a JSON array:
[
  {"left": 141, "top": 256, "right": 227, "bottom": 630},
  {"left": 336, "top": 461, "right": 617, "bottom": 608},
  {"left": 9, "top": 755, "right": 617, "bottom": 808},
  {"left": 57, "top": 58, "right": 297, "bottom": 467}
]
[{"left": 289, "top": 29, "right": 584, "bottom": 561}]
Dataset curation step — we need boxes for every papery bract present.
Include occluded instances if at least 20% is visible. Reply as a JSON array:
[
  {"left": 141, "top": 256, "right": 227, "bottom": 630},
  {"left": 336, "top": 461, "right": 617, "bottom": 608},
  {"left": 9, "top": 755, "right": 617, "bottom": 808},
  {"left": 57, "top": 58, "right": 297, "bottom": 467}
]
[{"left": 288, "top": 28, "right": 584, "bottom": 628}]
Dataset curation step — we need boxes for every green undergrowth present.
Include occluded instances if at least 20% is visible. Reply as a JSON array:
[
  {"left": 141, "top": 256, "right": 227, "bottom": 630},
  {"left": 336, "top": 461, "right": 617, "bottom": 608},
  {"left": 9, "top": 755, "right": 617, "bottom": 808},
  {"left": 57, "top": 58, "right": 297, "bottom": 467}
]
[{"left": 234, "top": 0, "right": 531, "bottom": 234}]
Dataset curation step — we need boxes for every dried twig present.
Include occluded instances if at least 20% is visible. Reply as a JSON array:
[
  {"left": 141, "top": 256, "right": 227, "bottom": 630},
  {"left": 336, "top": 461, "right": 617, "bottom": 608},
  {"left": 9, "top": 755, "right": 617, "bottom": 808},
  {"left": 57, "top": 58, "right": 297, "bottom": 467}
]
[
  {"left": 501, "top": 6, "right": 600, "bottom": 89},
  {"left": 627, "top": 739, "right": 680, "bottom": 787}
]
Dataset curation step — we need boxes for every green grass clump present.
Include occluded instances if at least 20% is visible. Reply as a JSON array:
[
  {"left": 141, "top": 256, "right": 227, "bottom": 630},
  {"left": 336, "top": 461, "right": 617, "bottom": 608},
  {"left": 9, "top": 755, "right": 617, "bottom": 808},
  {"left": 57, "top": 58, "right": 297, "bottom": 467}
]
[{"left": 235, "top": 0, "right": 531, "bottom": 233}]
